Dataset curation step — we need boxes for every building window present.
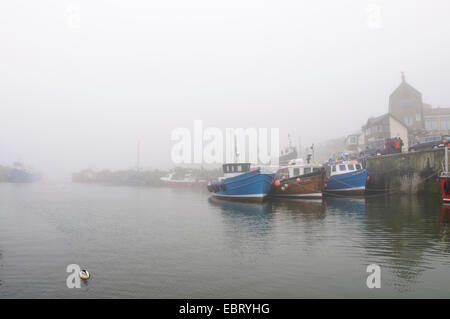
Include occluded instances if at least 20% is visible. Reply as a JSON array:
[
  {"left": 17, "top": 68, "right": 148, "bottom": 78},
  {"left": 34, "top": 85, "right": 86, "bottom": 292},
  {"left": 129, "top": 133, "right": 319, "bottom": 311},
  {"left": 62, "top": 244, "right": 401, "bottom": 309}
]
[
  {"left": 440, "top": 118, "right": 450, "bottom": 130},
  {"left": 425, "top": 119, "right": 438, "bottom": 131},
  {"left": 416, "top": 113, "right": 421, "bottom": 121},
  {"left": 404, "top": 117, "right": 413, "bottom": 126},
  {"left": 347, "top": 135, "right": 357, "bottom": 145}
]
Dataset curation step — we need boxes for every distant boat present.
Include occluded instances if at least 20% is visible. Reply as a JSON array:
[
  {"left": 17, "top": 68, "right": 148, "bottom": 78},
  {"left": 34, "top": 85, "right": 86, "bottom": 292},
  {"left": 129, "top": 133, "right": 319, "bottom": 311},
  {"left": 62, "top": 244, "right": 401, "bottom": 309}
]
[
  {"left": 278, "top": 146, "right": 298, "bottom": 165},
  {"left": 72, "top": 169, "right": 96, "bottom": 183},
  {"left": 9, "top": 162, "right": 37, "bottom": 183},
  {"left": 207, "top": 163, "right": 275, "bottom": 202},
  {"left": 278, "top": 134, "right": 298, "bottom": 165},
  {"left": 270, "top": 158, "right": 324, "bottom": 199},
  {"left": 324, "top": 160, "right": 368, "bottom": 195},
  {"left": 160, "top": 171, "right": 206, "bottom": 187}
]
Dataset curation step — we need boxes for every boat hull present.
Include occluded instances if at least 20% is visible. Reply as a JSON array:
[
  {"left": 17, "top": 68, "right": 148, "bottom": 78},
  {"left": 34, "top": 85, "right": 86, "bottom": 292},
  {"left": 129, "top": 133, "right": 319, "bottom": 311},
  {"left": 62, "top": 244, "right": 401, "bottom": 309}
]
[
  {"left": 270, "top": 171, "right": 324, "bottom": 199},
  {"left": 208, "top": 169, "right": 275, "bottom": 202},
  {"left": 324, "top": 167, "right": 368, "bottom": 196},
  {"left": 439, "top": 176, "right": 450, "bottom": 202},
  {"left": 10, "top": 168, "right": 36, "bottom": 183}
]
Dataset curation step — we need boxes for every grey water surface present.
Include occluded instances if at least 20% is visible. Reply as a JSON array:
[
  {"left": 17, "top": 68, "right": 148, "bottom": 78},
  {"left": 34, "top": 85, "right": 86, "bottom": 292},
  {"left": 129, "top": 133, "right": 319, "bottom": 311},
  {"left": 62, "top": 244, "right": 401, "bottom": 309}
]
[{"left": 0, "top": 182, "right": 449, "bottom": 298}]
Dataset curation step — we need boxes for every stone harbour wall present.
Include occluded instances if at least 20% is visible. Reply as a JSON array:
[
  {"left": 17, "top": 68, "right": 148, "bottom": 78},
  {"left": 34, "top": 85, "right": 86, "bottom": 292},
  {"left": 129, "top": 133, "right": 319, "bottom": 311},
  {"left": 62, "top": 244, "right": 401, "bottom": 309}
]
[{"left": 364, "top": 148, "right": 447, "bottom": 195}]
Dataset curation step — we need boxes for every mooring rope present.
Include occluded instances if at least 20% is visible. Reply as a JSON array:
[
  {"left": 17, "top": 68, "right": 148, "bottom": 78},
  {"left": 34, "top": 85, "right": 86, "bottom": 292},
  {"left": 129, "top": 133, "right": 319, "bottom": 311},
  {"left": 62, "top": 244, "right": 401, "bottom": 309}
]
[{"left": 324, "top": 171, "right": 440, "bottom": 197}]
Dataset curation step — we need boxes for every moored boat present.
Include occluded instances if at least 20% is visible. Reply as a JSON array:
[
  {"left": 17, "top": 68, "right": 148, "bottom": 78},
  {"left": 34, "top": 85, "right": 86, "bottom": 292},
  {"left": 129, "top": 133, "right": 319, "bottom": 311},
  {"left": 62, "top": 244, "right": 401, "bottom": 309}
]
[
  {"left": 9, "top": 162, "right": 38, "bottom": 183},
  {"left": 160, "top": 172, "right": 206, "bottom": 187},
  {"left": 207, "top": 163, "right": 275, "bottom": 202},
  {"left": 439, "top": 143, "right": 450, "bottom": 203},
  {"left": 324, "top": 160, "right": 368, "bottom": 196},
  {"left": 270, "top": 158, "right": 324, "bottom": 199}
]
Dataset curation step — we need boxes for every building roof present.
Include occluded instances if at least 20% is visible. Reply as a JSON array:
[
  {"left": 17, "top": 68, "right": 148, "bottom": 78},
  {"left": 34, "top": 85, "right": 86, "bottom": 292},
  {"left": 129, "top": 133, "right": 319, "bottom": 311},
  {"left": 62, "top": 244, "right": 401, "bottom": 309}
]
[
  {"left": 389, "top": 72, "right": 422, "bottom": 98},
  {"left": 362, "top": 113, "right": 407, "bottom": 129},
  {"left": 423, "top": 107, "right": 450, "bottom": 116}
]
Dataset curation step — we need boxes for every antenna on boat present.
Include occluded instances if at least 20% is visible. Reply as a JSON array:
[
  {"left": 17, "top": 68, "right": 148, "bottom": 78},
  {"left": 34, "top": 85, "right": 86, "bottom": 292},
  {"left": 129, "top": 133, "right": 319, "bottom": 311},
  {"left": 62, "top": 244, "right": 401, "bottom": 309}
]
[{"left": 234, "top": 134, "right": 239, "bottom": 163}]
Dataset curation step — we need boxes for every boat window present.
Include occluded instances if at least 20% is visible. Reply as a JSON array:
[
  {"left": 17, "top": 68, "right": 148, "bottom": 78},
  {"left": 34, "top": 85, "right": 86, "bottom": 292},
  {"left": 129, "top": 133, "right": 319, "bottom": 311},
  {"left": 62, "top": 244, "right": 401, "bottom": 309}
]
[
  {"left": 304, "top": 167, "right": 311, "bottom": 174},
  {"left": 339, "top": 164, "right": 346, "bottom": 171},
  {"left": 294, "top": 168, "right": 300, "bottom": 176},
  {"left": 332, "top": 166, "right": 336, "bottom": 172},
  {"left": 355, "top": 164, "right": 361, "bottom": 170},
  {"left": 348, "top": 164, "right": 354, "bottom": 170},
  {"left": 237, "top": 165, "right": 242, "bottom": 172},
  {"left": 313, "top": 168, "right": 320, "bottom": 172}
]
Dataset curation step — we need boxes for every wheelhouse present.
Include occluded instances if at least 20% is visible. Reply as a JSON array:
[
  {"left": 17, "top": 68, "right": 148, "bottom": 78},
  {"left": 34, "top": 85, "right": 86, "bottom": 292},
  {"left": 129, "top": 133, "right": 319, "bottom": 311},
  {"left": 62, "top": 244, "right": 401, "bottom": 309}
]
[
  {"left": 327, "top": 161, "right": 363, "bottom": 177},
  {"left": 222, "top": 163, "right": 251, "bottom": 174}
]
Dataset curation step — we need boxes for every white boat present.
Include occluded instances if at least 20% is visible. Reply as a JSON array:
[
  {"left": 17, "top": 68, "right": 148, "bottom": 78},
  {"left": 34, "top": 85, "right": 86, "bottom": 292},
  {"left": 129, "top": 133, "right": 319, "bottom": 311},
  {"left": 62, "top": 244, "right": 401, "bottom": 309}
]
[{"left": 160, "top": 171, "right": 206, "bottom": 187}]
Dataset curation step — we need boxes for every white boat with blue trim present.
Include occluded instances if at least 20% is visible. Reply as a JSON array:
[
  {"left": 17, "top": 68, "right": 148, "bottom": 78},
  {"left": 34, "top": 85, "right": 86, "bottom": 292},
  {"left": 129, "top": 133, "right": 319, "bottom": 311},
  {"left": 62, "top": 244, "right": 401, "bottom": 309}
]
[{"left": 324, "top": 160, "right": 368, "bottom": 195}]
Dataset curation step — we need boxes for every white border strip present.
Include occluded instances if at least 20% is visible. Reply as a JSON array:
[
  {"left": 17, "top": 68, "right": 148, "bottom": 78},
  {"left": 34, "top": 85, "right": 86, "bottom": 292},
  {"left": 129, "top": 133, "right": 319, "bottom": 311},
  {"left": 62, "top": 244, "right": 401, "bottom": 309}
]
[
  {"left": 274, "top": 193, "right": 322, "bottom": 198},
  {"left": 212, "top": 193, "right": 267, "bottom": 198},
  {"left": 325, "top": 186, "right": 365, "bottom": 192}
]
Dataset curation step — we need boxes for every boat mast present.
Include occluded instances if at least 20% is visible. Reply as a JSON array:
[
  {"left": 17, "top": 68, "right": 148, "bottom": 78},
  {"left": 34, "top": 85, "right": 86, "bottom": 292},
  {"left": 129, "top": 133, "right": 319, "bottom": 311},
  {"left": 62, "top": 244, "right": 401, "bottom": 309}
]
[{"left": 234, "top": 134, "right": 239, "bottom": 163}]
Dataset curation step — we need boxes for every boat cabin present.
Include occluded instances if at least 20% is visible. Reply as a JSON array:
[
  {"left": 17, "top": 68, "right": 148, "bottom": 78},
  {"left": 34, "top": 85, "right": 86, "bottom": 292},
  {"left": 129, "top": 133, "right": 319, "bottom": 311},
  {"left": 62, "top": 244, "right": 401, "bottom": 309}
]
[
  {"left": 327, "top": 161, "right": 363, "bottom": 177},
  {"left": 276, "top": 163, "right": 322, "bottom": 179},
  {"left": 220, "top": 163, "right": 255, "bottom": 179}
]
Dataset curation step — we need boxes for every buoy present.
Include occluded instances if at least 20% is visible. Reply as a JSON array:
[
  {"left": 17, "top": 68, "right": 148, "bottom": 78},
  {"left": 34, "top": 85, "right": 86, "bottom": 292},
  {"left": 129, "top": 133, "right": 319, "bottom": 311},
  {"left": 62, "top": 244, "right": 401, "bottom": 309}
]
[
  {"left": 324, "top": 183, "right": 328, "bottom": 188},
  {"left": 281, "top": 187, "right": 285, "bottom": 191},
  {"left": 80, "top": 269, "right": 90, "bottom": 280},
  {"left": 282, "top": 176, "right": 286, "bottom": 180},
  {"left": 274, "top": 180, "right": 281, "bottom": 187},
  {"left": 366, "top": 176, "right": 370, "bottom": 181},
  {"left": 284, "top": 184, "right": 288, "bottom": 188},
  {"left": 296, "top": 178, "right": 301, "bottom": 183}
]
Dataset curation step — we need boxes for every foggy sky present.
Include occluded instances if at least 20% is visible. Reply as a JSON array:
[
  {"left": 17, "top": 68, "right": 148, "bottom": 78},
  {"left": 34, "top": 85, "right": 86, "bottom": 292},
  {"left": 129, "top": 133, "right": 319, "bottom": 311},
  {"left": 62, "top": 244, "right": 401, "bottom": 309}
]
[{"left": 1, "top": 0, "right": 450, "bottom": 180}]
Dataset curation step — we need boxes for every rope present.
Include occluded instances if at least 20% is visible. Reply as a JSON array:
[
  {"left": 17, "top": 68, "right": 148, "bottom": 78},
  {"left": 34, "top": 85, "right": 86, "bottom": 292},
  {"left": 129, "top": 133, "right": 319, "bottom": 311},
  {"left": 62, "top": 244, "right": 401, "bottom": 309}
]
[{"left": 324, "top": 171, "right": 440, "bottom": 196}]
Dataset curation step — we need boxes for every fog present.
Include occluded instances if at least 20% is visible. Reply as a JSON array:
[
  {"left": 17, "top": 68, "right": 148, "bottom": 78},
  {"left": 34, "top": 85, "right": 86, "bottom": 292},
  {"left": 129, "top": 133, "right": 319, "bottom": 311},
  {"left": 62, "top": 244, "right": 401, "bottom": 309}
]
[{"left": 1, "top": 0, "right": 450, "bottom": 180}]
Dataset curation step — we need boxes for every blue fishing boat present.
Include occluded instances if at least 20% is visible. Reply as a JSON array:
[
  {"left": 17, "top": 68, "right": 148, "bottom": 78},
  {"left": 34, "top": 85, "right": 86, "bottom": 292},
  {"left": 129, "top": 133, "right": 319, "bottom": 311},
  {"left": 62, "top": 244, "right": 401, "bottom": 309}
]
[
  {"left": 10, "top": 162, "right": 37, "bottom": 183},
  {"left": 207, "top": 163, "right": 275, "bottom": 202},
  {"left": 324, "top": 160, "right": 368, "bottom": 195}
]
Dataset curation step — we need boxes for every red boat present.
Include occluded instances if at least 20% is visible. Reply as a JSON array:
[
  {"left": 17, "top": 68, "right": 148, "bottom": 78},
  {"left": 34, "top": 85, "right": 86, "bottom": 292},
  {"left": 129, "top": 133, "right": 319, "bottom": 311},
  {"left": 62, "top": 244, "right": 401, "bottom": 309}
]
[
  {"left": 439, "top": 143, "right": 450, "bottom": 202},
  {"left": 440, "top": 173, "right": 450, "bottom": 203}
]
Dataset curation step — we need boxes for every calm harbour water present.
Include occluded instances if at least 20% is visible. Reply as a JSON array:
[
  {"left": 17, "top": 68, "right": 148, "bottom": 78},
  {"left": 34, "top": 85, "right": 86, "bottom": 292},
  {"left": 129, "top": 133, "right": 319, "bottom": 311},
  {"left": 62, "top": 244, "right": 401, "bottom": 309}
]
[{"left": 0, "top": 182, "right": 449, "bottom": 298}]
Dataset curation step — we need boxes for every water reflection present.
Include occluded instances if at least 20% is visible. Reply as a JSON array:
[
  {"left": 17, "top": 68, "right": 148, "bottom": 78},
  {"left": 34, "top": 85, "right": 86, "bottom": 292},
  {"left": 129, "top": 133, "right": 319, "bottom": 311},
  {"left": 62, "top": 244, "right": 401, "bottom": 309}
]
[
  {"left": 209, "top": 195, "right": 450, "bottom": 294},
  {"left": 272, "top": 199, "right": 325, "bottom": 218},
  {"left": 363, "top": 196, "right": 448, "bottom": 292},
  {"left": 324, "top": 197, "right": 367, "bottom": 216},
  {"left": 0, "top": 249, "right": 2, "bottom": 287},
  {"left": 207, "top": 197, "right": 274, "bottom": 251},
  {"left": 440, "top": 204, "right": 450, "bottom": 232}
]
